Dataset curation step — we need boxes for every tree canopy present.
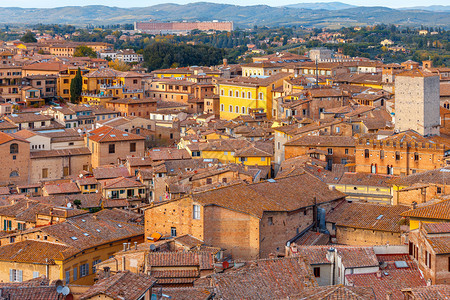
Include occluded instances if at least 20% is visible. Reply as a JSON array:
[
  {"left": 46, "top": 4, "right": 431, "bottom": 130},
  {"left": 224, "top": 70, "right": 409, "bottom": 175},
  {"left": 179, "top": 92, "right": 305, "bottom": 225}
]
[
  {"left": 143, "top": 42, "right": 225, "bottom": 71},
  {"left": 20, "top": 31, "right": 37, "bottom": 43},
  {"left": 74, "top": 45, "right": 97, "bottom": 58}
]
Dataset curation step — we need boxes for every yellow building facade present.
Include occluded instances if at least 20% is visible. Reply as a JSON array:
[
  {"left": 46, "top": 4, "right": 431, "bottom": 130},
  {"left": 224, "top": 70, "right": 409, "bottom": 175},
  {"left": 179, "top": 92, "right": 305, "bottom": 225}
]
[{"left": 219, "top": 73, "right": 291, "bottom": 120}]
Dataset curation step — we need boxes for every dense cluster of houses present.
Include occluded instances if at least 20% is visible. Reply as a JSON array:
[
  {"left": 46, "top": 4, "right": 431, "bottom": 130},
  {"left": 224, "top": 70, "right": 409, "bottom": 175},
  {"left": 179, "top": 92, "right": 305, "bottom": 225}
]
[{"left": 0, "top": 39, "right": 449, "bottom": 299}]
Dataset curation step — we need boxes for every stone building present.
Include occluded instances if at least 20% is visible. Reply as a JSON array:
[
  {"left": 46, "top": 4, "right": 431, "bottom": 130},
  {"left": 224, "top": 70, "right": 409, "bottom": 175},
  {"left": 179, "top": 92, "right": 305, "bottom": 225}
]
[
  {"left": 395, "top": 70, "right": 440, "bottom": 136},
  {"left": 326, "top": 202, "right": 409, "bottom": 246},
  {"left": 0, "top": 132, "right": 30, "bottom": 185},
  {"left": 144, "top": 174, "right": 345, "bottom": 260},
  {"left": 355, "top": 130, "right": 450, "bottom": 176},
  {"left": 408, "top": 222, "right": 450, "bottom": 285},
  {"left": 85, "top": 126, "right": 145, "bottom": 168}
]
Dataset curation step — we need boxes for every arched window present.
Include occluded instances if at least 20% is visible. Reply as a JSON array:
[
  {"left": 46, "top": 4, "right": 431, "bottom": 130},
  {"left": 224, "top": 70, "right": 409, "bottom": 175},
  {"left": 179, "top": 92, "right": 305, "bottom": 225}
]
[
  {"left": 248, "top": 91, "right": 251, "bottom": 98},
  {"left": 235, "top": 91, "right": 239, "bottom": 97},
  {"left": 364, "top": 149, "right": 369, "bottom": 158},
  {"left": 220, "top": 104, "right": 224, "bottom": 111},
  {"left": 242, "top": 107, "right": 246, "bottom": 114},
  {"left": 10, "top": 171, "right": 19, "bottom": 178},
  {"left": 229, "top": 90, "right": 232, "bottom": 97},
  {"left": 259, "top": 92, "right": 263, "bottom": 100},
  {"left": 242, "top": 91, "right": 245, "bottom": 98},
  {"left": 10, "top": 143, "right": 18, "bottom": 154},
  {"left": 380, "top": 150, "right": 384, "bottom": 159},
  {"left": 229, "top": 105, "right": 232, "bottom": 112},
  {"left": 235, "top": 106, "right": 239, "bottom": 113}
]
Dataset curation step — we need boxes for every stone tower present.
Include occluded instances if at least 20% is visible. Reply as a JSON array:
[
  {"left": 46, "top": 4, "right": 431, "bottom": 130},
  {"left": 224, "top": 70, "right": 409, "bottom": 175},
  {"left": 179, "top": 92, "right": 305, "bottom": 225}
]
[{"left": 395, "top": 70, "right": 440, "bottom": 136}]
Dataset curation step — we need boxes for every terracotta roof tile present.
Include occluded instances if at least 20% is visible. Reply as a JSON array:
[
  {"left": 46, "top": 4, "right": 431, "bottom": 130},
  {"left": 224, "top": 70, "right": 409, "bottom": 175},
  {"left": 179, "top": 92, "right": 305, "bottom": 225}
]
[
  {"left": 80, "top": 271, "right": 156, "bottom": 300},
  {"left": 290, "top": 285, "right": 376, "bottom": 299},
  {"left": 401, "top": 200, "right": 450, "bottom": 221},
  {"left": 328, "top": 202, "right": 409, "bottom": 232},
  {"left": 0, "top": 240, "right": 74, "bottom": 264},
  {"left": 404, "top": 285, "right": 450, "bottom": 299},
  {"left": 212, "top": 257, "right": 317, "bottom": 299},
  {"left": 88, "top": 126, "right": 145, "bottom": 143}
]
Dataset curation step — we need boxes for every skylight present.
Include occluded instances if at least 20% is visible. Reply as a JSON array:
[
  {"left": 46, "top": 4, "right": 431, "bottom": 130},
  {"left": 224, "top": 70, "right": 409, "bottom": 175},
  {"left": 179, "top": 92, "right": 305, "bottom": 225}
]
[
  {"left": 96, "top": 229, "right": 101, "bottom": 232},
  {"left": 117, "top": 224, "right": 122, "bottom": 228},
  {"left": 71, "top": 236, "right": 78, "bottom": 240},
  {"left": 83, "top": 233, "right": 89, "bottom": 236},
  {"left": 376, "top": 215, "right": 384, "bottom": 220}
]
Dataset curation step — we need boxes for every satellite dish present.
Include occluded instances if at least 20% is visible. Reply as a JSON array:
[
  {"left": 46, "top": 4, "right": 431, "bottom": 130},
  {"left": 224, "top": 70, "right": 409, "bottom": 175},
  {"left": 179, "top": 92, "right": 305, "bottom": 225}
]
[
  {"left": 150, "top": 244, "right": 156, "bottom": 251},
  {"left": 77, "top": 129, "right": 82, "bottom": 133},
  {"left": 56, "top": 286, "right": 63, "bottom": 294},
  {"left": 67, "top": 203, "right": 72, "bottom": 208},
  {"left": 62, "top": 286, "right": 70, "bottom": 296}
]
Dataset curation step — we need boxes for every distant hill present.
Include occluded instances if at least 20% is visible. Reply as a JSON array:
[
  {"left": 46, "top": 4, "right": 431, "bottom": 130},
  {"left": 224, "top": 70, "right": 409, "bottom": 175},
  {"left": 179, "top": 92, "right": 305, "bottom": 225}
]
[
  {"left": 399, "top": 5, "right": 450, "bottom": 12},
  {"left": 0, "top": 3, "right": 448, "bottom": 28},
  {"left": 283, "top": 2, "right": 356, "bottom": 10}
]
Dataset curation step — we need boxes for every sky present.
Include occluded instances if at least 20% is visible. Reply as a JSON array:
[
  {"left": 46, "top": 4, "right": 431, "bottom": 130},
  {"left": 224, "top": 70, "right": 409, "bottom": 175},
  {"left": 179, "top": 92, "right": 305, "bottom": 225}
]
[{"left": 3, "top": 0, "right": 450, "bottom": 9}]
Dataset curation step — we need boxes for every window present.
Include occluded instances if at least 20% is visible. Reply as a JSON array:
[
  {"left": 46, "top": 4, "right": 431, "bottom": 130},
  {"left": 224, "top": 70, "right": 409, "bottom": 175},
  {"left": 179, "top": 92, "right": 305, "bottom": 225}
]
[
  {"left": 414, "top": 152, "right": 419, "bottom": 161},
  {"left": 9, "top": 269, "right": 22, "bottom": 282},
  {"left": 235, "top": 105, "right": 239, "bottom": 113},
  {"left": 229, "top": 105, "right": 232, "bottom": 112},
  {"left": 268, "top": 217, "right": 273, "bottom": 225},
  {"left": 18, "top": 223, "right": 26, "bottom": 231},
  {"left": 206, "top": 178, "right": 212, "bottom": 184},
  {"left": 364, "top": 149, "right": 369, "bottom": 158},
  {"left": 395, "top": 151, "right": 400, "bottom": 161},
  {"left": 92, "top": 259, "right": 101, "bottom": 273},
  {"left": 171, "top": 227, "right": 177, "bottom": 237},
  {"left": 248, "top": 91, "right": 251, "bottom": 98},
  {"left": 242, "top": 107, "right": 245, "bottom": 114},
  {"left": 437, "top": 187, "right": 442, "bottom": 194},
  {"left": 130, "top": 142, "right": 136, "bottom": 152},
  {"left": 33, "top": 271, "right": 39, "bottom": 279},
  {"left": 73, "top": 267, "right": 78, "bottom": 281},
  {"left": 327, "top": 148, "right": 333, "bottom": 155},
  {"left": 63, "top": 167, "right": 69, "bottom": 177},
  {"left": 220, "top": 104, "right": 224, "bottom": 111},
  {"left": 229, "top": 90, "right": 232, "bottom": 96},
  {"left": 261, "top": 157, "right": 266, "bottom": 161},
  {"left": 193, "top": 205, "right": 201, "bottom": 220},
  {"left": 10, "top": 143, "right": 18, "bottom": 154},
  {"left": 109, "top": 144, "right": 115, "bottom": 154},
  {"left": 9, "top": 171, "right": 18, "bottom": 178},
  {"left": 80, "top": 263, "right": 89, "bottom": 277},
  {"left": 345, "top": 149, "right": 349, "bottom": 155},
  {"left": 380, "top": 150, "right": 384, "bottom": 159},
  {"left": 222, "top": 178, "right": 227, "bottom": 183},
  {"left": 240, "top": 157, "right": 247, "bottom": 162},
  {"left": 313, "top": 267, "right": 321, "bottom": 278},
  {"left": 42, "top": 168, "right": 48, "bottom": 178}
]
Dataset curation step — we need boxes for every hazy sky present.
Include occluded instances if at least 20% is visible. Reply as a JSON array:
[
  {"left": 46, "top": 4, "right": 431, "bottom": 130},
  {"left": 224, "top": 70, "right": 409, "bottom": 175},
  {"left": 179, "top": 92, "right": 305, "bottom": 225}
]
[{"left": 3, "top": 0, "right": 450, "bottom": 8}]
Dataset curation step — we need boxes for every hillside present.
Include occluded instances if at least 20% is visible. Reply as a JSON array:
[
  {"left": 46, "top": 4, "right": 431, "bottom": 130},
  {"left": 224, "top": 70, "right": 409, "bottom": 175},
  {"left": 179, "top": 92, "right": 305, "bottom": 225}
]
[{"left": 0, "top": 3, "right": 448, "bottom": 28}]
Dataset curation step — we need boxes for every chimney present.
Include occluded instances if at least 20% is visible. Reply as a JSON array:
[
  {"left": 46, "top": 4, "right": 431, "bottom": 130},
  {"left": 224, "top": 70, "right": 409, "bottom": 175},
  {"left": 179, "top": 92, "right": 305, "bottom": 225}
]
[
  {"left": 376, "top": 271, "right": 382, "bottom": 278},
  {"left": 386, "top": 292, "right": 392, "bottom": 300},
  {"left": 103, "top": 267, "right": 110, "bottom": 278},
  {"left": 127, "top": 242, "right": 131, "bottom": 251},
  {"left": 123, "top": 242, "right": 127, "bottom": 252},
  {"left": 134, "top": 241, "right": 138, "bottom": 250},
  {"left": 223, "top": 58, "right": 228, "bottom": 67}
]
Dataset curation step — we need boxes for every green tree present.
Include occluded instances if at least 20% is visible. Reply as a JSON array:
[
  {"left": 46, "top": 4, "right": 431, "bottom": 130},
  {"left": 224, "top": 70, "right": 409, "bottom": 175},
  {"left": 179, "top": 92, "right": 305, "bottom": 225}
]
[
  {"left": 70, "top": 67, "right": 82, "bottom": 104},
  {"left": 20, "top": 31, "right": 37, "bottom": 43},
  {"left": 74, "top": 45, "right": 97, "bottom": 58}
]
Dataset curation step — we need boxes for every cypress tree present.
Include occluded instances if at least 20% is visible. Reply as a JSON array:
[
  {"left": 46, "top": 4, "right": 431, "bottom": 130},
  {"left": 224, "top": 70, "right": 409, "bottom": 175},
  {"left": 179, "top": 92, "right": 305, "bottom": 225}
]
[{"left": 70, "top": 67, "right": 82, "bottom": 104}]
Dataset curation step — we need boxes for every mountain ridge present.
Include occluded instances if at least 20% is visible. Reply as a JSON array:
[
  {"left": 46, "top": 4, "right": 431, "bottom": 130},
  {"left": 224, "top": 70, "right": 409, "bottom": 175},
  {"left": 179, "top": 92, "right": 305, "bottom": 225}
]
[{"left": 0, "top": 3, "right": 447, "bottom": 28}]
